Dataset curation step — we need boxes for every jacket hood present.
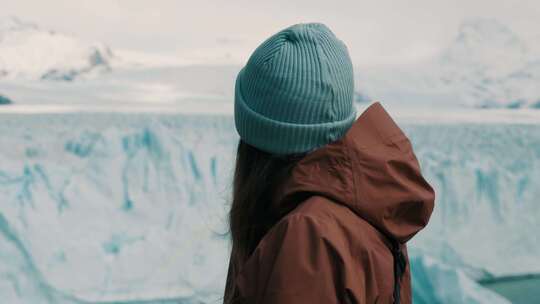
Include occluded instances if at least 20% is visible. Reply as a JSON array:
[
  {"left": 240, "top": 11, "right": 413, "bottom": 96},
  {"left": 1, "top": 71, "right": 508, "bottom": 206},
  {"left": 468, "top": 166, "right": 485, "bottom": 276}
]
[{"left": 271, "top": 102, "right": 435, "bottom": 243}]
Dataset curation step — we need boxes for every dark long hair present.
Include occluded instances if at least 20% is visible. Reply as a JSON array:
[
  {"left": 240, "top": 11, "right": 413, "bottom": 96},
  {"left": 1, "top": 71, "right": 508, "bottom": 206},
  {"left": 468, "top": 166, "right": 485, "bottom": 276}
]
[{"left": 223, "top": 139, "right": 307, "bottom": 304}]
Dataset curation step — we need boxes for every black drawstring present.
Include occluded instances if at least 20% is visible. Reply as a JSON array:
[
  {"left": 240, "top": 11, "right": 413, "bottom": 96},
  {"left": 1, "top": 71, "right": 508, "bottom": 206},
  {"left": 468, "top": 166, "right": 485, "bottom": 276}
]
[{"left": 391, "top": 241, "right": 407, "bottom": 304}]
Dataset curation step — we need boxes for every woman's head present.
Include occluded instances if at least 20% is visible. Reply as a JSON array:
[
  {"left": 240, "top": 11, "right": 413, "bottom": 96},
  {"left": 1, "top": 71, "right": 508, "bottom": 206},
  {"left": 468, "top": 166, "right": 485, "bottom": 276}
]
[
  {"left": 225, "top": 22, "right": 355, "bottom": 303},
  {"left": 234, "top": 22, "right": 356, "bottom": 155}
]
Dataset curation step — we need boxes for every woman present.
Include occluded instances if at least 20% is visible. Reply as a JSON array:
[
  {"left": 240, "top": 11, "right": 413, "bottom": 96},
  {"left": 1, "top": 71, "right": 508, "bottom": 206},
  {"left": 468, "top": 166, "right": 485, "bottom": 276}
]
[{"left": 223, "top": 23, "right": 435, "bottom": 304}]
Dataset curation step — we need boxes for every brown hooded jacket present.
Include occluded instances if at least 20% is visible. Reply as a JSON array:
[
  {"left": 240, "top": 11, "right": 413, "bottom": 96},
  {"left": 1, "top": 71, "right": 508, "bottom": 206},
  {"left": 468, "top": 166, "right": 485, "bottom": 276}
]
[{"left": 228, "top": 102, "right": 435, "bottom": 304}]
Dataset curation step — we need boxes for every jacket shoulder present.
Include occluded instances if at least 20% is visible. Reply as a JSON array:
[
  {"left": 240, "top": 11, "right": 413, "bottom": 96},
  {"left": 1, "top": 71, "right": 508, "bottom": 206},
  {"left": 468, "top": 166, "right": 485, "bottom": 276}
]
[
  {"left": 286, "top": 195, "right": 392, "bottom": 252},
  {"left": 284, "top": 195, "right": 398, "bottom": 302},
  {"left": 237, "top": 195, "right": 395, "bottom": 303},
  {"left": 288, "top": 195, "right": 354, "bottom": 221}
]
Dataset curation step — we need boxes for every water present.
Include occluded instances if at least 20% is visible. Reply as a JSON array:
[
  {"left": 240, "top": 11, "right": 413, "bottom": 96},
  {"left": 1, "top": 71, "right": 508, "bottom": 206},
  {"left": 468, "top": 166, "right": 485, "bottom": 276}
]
[{"left": 480, "top": 275, "right": 540, "bottom": 304}]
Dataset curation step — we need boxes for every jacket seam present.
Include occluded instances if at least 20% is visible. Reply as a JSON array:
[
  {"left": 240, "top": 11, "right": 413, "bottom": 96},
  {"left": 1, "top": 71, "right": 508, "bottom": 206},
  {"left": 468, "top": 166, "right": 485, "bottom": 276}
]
[
  {"left": 343, "top": 137, "right": 359, "bottom": 210},
  {"left": 282, "top": 213, "right": 342, "bottom": 245}
]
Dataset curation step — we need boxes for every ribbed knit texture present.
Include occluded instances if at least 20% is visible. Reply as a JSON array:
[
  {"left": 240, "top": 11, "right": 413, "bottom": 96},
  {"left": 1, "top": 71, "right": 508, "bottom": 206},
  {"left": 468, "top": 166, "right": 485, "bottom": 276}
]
[{"left": 234, "top": 22, "right": 356, "bottom": 155}]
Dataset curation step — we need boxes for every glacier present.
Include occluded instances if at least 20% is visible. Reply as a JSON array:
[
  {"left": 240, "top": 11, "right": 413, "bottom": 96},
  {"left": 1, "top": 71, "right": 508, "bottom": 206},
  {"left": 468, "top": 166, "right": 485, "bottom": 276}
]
[
  {"left": 0, "top": 110, "right": 538, "bottom": 303},
  {"left": 0, "top": 113, "right": 235, "bottom": 303}
]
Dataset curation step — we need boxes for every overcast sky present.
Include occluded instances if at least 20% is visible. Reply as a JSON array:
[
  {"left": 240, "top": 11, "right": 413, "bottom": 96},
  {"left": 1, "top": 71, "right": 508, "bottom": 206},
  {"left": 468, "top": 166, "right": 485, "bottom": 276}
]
[{"left": 4, "top": 0, "right": 540, "bottom": 65}]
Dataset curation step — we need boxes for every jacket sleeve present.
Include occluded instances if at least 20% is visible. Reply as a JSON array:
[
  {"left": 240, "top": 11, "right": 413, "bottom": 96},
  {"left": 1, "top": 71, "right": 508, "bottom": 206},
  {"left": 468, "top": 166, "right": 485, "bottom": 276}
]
[{"left": 235, "top": 214, "right": 348, "bottom": 304}]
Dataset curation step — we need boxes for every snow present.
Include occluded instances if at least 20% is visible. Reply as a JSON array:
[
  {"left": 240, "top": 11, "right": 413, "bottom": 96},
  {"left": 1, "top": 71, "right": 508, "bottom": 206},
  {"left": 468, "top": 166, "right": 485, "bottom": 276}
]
[
  {"left": 436, "top": 19, "right": 540, "bottom": 108},
  {"left": 0, "top": 16, "right": 240, "bottom": 82},
  {"left": 0, "top": 64, "right": 239, "bottom": 107},
  {"left": 3, "top": 16, "right": 539, "bottom": 109},
  {"left": 0, "top": 16, "right": 115, "bottom": 81},
  {"left": 0, "top": 110, "right": 538, "bottom": 303},
  {"left": 356, "top": 18, "right": 540, "bottom": 109}
]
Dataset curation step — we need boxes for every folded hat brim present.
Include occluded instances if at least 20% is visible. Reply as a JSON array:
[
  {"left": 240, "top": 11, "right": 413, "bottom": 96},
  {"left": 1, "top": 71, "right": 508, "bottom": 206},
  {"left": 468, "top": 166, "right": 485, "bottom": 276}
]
[{"left": 234, "top": 68, "right": 357, "bottom": 155}]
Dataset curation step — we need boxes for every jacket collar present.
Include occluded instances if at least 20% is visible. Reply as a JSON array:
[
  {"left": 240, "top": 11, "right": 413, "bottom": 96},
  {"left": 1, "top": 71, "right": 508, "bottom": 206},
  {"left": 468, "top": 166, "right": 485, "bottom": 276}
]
[{"left": 271, "top": 102, "right": 435, "bottom": 243}]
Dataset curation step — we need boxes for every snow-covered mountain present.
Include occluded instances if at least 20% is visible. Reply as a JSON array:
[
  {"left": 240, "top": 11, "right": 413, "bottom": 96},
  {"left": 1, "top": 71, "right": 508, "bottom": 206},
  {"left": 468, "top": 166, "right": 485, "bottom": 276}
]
[
  {"left": 0, "top": 16, "right": 115, "bottom": 81},
  {"left": 356, "top": 18, "right": 540, "bottom": 109},
  {"left": 1, "top": 16, "right": 538, "bottom": 109},
  {"left": 436, "top": 18, "right": 540, "bottom": 108}
]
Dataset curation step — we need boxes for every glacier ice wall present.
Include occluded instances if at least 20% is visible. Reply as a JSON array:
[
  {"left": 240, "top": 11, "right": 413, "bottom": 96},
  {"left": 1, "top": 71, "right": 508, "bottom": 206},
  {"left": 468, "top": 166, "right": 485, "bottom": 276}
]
[
  {"left": 0, "top": 114, "right": 236, "bottom": 303},
  {"left": 406, "top": 123, "right": 540, "bottom": 277},
  {"left": 0, "top": 113, "right": 538, "bottom": 303}
]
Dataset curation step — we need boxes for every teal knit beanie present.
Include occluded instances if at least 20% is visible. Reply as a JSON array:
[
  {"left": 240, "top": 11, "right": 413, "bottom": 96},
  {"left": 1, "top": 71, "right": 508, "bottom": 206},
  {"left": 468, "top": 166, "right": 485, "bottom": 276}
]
[{"left": 234, "top": 22, "right": 357, "bottom": 155}]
